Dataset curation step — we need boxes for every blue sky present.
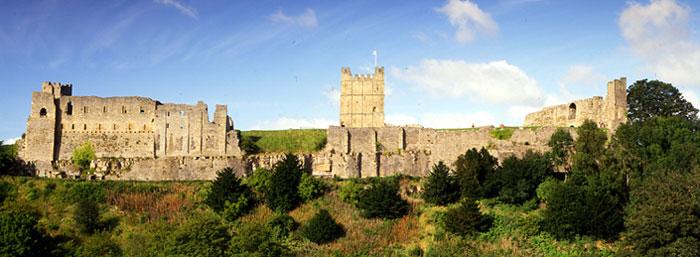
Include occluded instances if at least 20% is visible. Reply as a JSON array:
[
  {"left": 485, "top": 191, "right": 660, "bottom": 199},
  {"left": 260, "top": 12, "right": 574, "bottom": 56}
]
[{"left": 2, "top": 0, "right": 700, "bottom": 142}]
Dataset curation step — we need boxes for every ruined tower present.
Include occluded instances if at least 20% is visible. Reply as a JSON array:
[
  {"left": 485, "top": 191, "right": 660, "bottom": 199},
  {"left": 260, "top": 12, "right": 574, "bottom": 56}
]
[
  {"left": 24, "top": 82, "right": 72, "bottom": 161},
  {"left": 603, "top": 77, "right": 627, "bottom": 131},
  {"left": 339, "top": 67, "right": 385, "bottom": 128}
]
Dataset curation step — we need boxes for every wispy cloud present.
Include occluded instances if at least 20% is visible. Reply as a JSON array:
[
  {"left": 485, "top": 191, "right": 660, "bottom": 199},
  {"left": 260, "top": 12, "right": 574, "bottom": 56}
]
[
  {"left": 2, "top": 137, "right": 20, "bottom": 145},
  {"left": 268, "top": 8, "right": 318, "bottom": 28},
  {"left": 154, "top": 0, "right": 198, "bottom": 18},
  {"left": 436, "top": 0, "right": 498, "bottom": 43},
  {"left": 619, "top": 0, "right": 700, "bottom": 86}
]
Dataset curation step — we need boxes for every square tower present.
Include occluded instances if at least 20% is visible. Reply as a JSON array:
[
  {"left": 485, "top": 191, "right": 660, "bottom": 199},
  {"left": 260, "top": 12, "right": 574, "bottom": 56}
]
[
  {"left": 339, "top": 67, "right": 385, "bottom": 128},
  {"left": 604, "top": 77, "right": 628, "bottom": 130}
]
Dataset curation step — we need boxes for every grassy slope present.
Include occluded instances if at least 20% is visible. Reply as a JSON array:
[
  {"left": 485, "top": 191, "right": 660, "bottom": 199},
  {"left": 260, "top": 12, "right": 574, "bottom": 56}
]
[
  {"left": 240, "top": 129, "right": 327, "bottom": 153},
  {"left": 0, "top": 177, "right": 617, "bottom": 257}
]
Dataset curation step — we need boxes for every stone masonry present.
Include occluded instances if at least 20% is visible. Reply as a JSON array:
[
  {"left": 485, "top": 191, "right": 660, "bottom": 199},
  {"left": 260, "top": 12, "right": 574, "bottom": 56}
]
[
  {"left": 339, "top": 67, "right": 385, "bottom": 128},
  {"left": 524, "top": 77, "right": 627, "bottom": 130}
]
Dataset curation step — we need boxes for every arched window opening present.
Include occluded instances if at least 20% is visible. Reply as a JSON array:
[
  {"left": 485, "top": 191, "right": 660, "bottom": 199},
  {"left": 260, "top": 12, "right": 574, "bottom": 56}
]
[
  {"left": 122, "top": 106, "right": 127, "bottom": 114},
  {"left": 83, "top": 124, "right": 87, "bottom": 130},
  {"left": 39, "top": 108, "right": 47, "bottom": 117},
  {"left": 66, "top": 102, "right": 73, "bottom": 115},
  {"left": 568, "top": 103, "right": 577, "bottom": 120},
  {"left": 103, "top": 106, "right": 107, "bottom": 113},
  {"left": 84, "top": 106, "right": 88, "bottom": 114},
  {"left": 372, "top": 106, "right": 377, "bottom": 112}
]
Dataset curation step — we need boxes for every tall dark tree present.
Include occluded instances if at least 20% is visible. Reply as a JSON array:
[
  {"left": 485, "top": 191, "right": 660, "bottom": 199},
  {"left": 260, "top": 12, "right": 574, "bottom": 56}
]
[
  {"left": 266, "top": 153, "right": 304, "bottom": 212},
  {"left": 205, "top": 168, "right": 254, "bottom": 221},
  {"left": 547, "top": 128, "right": 574, "bottom": 172},
  {"left": 454, "top": 148, "right": 498, "bottom": 199},
  {"left": 422, "top": 161, "right": 460, "bottom": 206},
  {"left": 356, "top": 179, "right": 410, "bottom": 219},
  {"left": 442, "top": 199, "right": 492, "bottom": 236},
  {"left": 627, "top": 79, "right": 698, "bottom": 123},
  {"left": 572, "top": 120, "right": 607, "bottom": 177},
  {"left": 493, "top": 151, "right": 554, "bottom": 204}
]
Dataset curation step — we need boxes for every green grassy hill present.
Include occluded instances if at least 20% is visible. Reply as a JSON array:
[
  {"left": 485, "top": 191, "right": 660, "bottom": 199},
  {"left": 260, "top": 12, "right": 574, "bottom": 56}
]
[{"left": 239, "top": 129, "right": 327, "bottom": 154}]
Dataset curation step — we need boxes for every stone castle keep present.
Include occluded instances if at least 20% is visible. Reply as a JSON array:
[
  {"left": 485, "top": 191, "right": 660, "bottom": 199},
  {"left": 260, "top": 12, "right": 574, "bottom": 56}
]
[{"left": 17, "top": 69, "right": 627, "bottom": 180}]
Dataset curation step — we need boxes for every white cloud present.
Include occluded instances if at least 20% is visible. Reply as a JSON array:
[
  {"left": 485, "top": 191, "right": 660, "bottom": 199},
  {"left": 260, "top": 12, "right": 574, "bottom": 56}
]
[
  {"left": 392, "top": 59, "right": 543, "bottom": 105},
  {"left": 507, "top": 105, "right": 540, "bottom": 122},
  {"left": 619, "top": 0, "right": 700, "bottom": 86},
  {"left": 436, "top": 0, "right": 498, "bottom": 43},
  {"left": 154, "top": 0, "right": 198, "bottom": 18},
  {"left": 249, "top": 117, "right": 336, "bottom": 130},
  {"left": 386, "top": 114, "right": 420, "bottom": 126},
  {"left": 323, "top": 86, "right": 340, "bottom": 107},
  {"left": 545, "top": 65, "right": 607, "bottom": 105},
  {"left": 2, "top": 137, "right": 20, "bottom": 145},
  {"left": 268, "top": 8, "right": 318, "bottom": 28}
]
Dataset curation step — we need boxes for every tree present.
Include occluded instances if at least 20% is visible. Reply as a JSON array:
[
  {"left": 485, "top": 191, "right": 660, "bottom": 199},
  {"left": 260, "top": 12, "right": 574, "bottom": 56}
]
[
  {"left": 74, "top": 198, "right": 100, "bottom": 234},
  {"left": 205, "top": 168, "right": 254, "bottom": 221},
  {"left": 229, "top": 222, "right": 291, "bottom": 257},
  {"left": 442, "top": 199, "right": 491, "bottom": 236},
  {"left": 547, "top": 128, "right": 574, "bottom": 172},
  {"left": 356, "top": 179, "right": 410, "bottom": 219},
  {"left": 0, "top": 208, "right": 45, "bottom": 257},
  {"left": 493, "top": 151, "right": 554, "bottom": 204},
  {"left": 300, "top": 209, "right": 345, "bottom": 244},
  {"left": 624, "top": 169, "right": 700, "bottom": 256},
  {"left": 266, "top": 213, "right": 297, "bottom": 240},
  {"left": 165, "top": 213, "right": 230, "bottom": 257},
  {"left": 454, "top": 148, "right": 498, "bottom": 199},
  {"left": 571, "top": 120, "right": 607, "bottom": 177},
  {"left": 297, "top": 173, "right": 328, "bottom": 202},
  {"left": 627, "top": 79, "right": 698, "bottom": 123},
  {"left": 422, "top": 161, "right": 460, "bottom": 206},
  {"left": 72, "top": 142, "right": 96, "bottom": 174},
  {"left": 265, "top": 153, "right": 304, "bottom": 212}
]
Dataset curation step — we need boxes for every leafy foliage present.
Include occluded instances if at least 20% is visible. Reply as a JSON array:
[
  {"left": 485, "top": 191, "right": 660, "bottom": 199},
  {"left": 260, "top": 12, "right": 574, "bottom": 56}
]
[
  {"left": 62, "top": 182, "right": 106, "bottom": 204},
  {"left": 301, "top": 209, "right": 345, "bottom": 244},
  {"left": 624, "top": 170, "right": 700, "bottom": 256},
  {"left": 165, "top": 213, "right": 230, "bottom": 257},
  {"left": 489, "top": 127, "right": 515, "bottom": 140},
  {"left": 547, "top": 128, "right": 573, "bottom": 171},
  {"left": 0, "top": 208, "right": 46, "bottom": 257},
  {"left": 71, "top": 142, "right": 96, "bottom": 174},
  {"left": 74, "top": 198, "right": 100, "bottom": 234},
  {"left": 298, "top": 173, "right": 328, "bottom": 202},
  {"left": 265, "top": 153, "right": 304, "bottom": 212},
  {"left": 205, "top": 168, "right": 254, "bottom": 221},
  {"left": 266, "top": 213, "right": 298, "bottom": 240},
  {"left": 422, "top": 161, "right": 460, "bottom": 206},
  {"left": 442, "top": 199, "right": 492, "bottom": 236},
  {"left": 454, "top": 148, "right": 498, "bottom": 199},
  {"left": 245, "top": 167, "right": 272, "bottom": 200},
  {"left": 491, "top": 151, "right": 554, "bottom": 204},
  {"left": 571, "top": 120, "right": 608, "bottom": 176},
  {"left": 0, "top": 142, "right": 34, "bottom": 176},
  {"left": 338, "top": 179, "right": 365, "bottom": 206},
  {"left": 74, "top": 232, "right": 122, "bottom": 257},
  {"left": 627, "top": 79, "right": 698, "bottom": 123},
  {"left": 356, "top": 179, "right": 410, "bottom": 219},
  {"left": 229, "top": 222, "right": 292, "bottom": 257}
]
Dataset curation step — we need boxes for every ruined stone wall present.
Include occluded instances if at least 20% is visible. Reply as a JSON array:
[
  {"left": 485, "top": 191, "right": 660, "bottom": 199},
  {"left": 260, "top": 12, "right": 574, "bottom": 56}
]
[
  {"left": 339, "top": 67, "right": 385, "bottom": 128},
  {"left": 524, "top": 77, "right": 627, "bottom": 129}
]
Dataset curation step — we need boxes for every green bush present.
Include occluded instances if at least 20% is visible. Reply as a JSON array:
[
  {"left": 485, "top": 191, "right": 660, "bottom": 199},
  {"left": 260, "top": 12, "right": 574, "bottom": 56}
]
[
  {"left": 422, "top": 161, "right": 460, "bottom": 206},
  {"left": 356, "top": 179, "right": 410, "bottom": 219},
  {"left": 245, "top": 167, "right": 272, "bottom": 199},
  {"left": 265, "top": 154, "right": 304, "bottom": 212},
  {"left": 0, "top": 181, "right": 15, "bottom": 203},
  {"left": 441, "top": 199, "right": 491, "bottom": 236},
  {"left": 535, "top": 177, "right": 561, "bottom": 204},
  {"left": 62, "top": 182, "right": 106, "bottom": 204},
  {"left": 425, "top": 237, "right": 479, "bottom": 257},
  {"left": 298, "top": 173, "right": 328, "bottom": 202},
  {"left": 72, "top": 142, "right": 95, "bottom": 174},
  {"left": 74, "top": 232, "right": 122, "bottom": 257},
  {"left": 489, "top": 127, "right": 515, "bottom": 140},
  {"left": 165, "top": 213, "right": 230, "bottom": 257},
  {"left": 266, "top": 213, "right": 297, "bottom": 240},
  {"left": 624, "top": 170, "right": 700, "bottom": 256},
  {"left": 0, "top": 208, "right": 46, "bottom": 257},
  {"left": 74, "top": 198, "right": 100, "bottom": 234},
  {"left": 491, "top": 151, "right": 553, "bottom": 204},
  {"left": 229, "top": 222, "right": 291, "bottom": 257},
  {"left": 338, "top": 179, "right": 365, "bottom": 206},
  {"left": 547, "top": 128, "right": 573, "bottom": 171},
  {"left": 205, "top": 168, "right": 254, "bottom": 221},
  {"left": 300, "top": 209, "right": 345, "bottom": 244}
]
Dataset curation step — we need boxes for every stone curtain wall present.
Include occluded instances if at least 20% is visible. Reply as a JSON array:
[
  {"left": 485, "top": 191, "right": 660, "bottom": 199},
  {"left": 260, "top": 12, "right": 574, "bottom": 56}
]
[{"left": 339, "top": 67, "right": 385, "bottom": 128}]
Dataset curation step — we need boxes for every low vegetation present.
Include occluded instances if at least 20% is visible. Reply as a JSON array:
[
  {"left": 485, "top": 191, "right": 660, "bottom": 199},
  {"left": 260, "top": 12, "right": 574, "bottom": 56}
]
[{"left": 239, "top": 129, "right": 327, "bottom": 154}]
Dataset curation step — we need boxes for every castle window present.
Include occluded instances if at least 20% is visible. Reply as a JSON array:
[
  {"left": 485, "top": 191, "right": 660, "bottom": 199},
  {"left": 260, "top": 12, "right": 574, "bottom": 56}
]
[
  {"left": 122, "top": 106, "right": 127, "bottom": 114},
  {"left": 372, "top": 106, "right": 377, "bottom": 112},
  {"left": 84, "top": 106, "right": 88, "bottom": 114},
  {"left": 140, "top": 107, "right": 145, "bottom": 113},
  {"left": 166, "top": 123, "right": 170, "bottom": 129},
  {"left": 568, "top": 103, "right": 577, "bottom": 120},
  {"left": 61, "top": 124, "right": 64, "bottom": 129},
  {"left": 84, "top": 124, "right": 87, "bottom": 130},
  {"left": 71, "top": 124, "right": 75, "bottom": 130},
  {"left": 113, "top": 124, "right": 117, "bottom": 130},
  {"left": 66, "top": 102, "right": 73, "bottom": 115},
  {"left": 103, "top": 106, "right": 107, "bottom": 113},
  {"left": 167, "top": 112, "right": 170, "bottom": 116},
  {"left": 98, "top": 124, "right": 102, "bottom": 130},
  {"left": 128, "top": 123, "right": 133, "bottom": 131},
  {"left": 39, "top": 108, "right": 47, "bottom": 117},
  {"left": 143, "top": 124, "right": 147, "bottom": 131}
]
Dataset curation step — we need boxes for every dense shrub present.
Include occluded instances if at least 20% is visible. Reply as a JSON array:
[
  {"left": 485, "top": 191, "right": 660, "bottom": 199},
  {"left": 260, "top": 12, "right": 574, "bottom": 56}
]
[
  {"left": 425, "top": 237, "right": 479, "bottom": 257},
  {"left": 74, "top": 198, "right": 100, "bottom": 234},
  {"left": 422, "top": 161, "right": 460, "bottom": 206},
  {"left": 298, "top": 173, "right": 328, "bottom": 202},
  {"left": 245, "top": 167, "right": 272, "bottom": 199},
  {"left": 535, "top": 177, "right": 560, "bottom": 204},
  {"left": 356, "top": 179, "right": 410, "bottom": 219},
  {"left": 266, "top": 213, "right": 298, "bottom": 240},
  {"left": 229, "top": 222, "right": 291, "bottom": 257},
  {"left": 205, "top": 168, "right": 254, "bottom": 221},
  {"left": 454, "top": 148, "right": 498, "bottom": 199},
  {"left": 62, "top": 182, "right": 106, "bottom": 204},
  {"left": 165, "top": 213, "right": 230, "bottom": 257},
  {"left": 0, "top": 208, "right": 45, "bottom": 257},
  {"left": 74, "top": 232, "right": 122, "bottom": 257},
  {"left": 0, "top": 181, "right": 15, "bottom": 203},
  {"left": 571, "top": 120, "right": 607, "bottom": 176},
  {"left": 491, "top": 151, "right": 553, "bottom": 204},
  {"left": 624, "top": 170, "right": 700, "bottom": 256},
  {"left": 71, "top": 142, "right": 95, "bottom": 174},
  {"left": 338, "top": 179, "right": 365, "bottom": 206},
  {"left": 301, "top": 209, "right": 345, "bottom": 244},
  {"left": 547, "top": 128, "right": 573, "bottom": 172},
  {"left": 265, "top": 154, "right": 304, "bottom": 212},
  {"left": 442, "top": 199, "right": 491, "bottom": 236}
]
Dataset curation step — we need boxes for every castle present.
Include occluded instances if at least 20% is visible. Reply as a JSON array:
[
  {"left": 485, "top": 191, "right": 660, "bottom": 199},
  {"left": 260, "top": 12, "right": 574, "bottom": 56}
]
[{"left": 16, "top": 69, "right": 628, "bottom": 180}]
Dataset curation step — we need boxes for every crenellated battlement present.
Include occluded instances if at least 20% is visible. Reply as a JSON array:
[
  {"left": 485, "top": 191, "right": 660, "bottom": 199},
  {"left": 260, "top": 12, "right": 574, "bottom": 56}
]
[{"left": 339, "top": 67, "right": 385, "bottom": 128}]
